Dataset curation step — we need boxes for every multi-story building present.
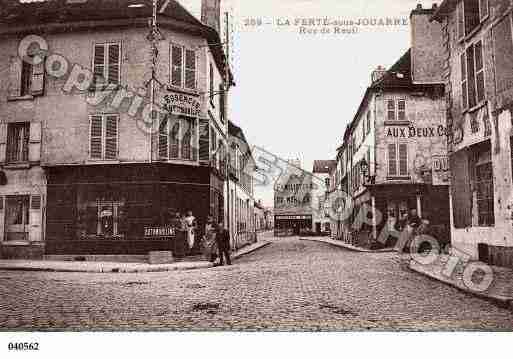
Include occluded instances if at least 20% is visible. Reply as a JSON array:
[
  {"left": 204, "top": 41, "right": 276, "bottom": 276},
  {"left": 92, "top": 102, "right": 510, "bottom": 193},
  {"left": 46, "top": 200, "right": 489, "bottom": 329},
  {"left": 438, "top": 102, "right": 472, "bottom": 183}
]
[
  {"left": 334, "top": 5, "right": 450, "bottom": 248},
  {"left": 312, "top": 160, "right": 336, "bottom": 234},
  {"left": 433, "top": 0, "right": 513, "bottom": 266},
  {"left": 227, "top": 121, "right": 256, "bottom": 250},
  {"left": 274, "top": 159, "right": 314, "bottom": 236},
  {"left": 254, "top": 200, "right": 265, "bottom": 232},
  {"left": 0, "top": 0, "right": 232, "bottom": 258},
  {"left": 263, "top": 206, "right": 274, "bottom": 230}
]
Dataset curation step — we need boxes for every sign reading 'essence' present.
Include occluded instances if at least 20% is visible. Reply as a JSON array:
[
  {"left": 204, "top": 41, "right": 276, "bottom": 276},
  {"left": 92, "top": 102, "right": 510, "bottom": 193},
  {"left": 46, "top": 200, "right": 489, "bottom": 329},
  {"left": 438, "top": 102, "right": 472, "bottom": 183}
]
[
  {"left": 163, "top": 92, "right": 202, "bottom": 117},
  {"left": 386, "top": 125, "right": 447, "bottom": 138}
]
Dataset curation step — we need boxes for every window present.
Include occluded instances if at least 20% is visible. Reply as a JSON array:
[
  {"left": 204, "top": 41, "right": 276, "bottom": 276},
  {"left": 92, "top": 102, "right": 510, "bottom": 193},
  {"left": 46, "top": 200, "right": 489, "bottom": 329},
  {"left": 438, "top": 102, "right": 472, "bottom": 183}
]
[
  {"left": 479, "top": 0, "right": 489, "bottom": 21},
  {"left": 458, "top": 0, "right": 487, "bottom": 39},
  {"left": 85, "top": 200, "right": 126, "bottom": 237},
  {"left": 387, "top": 99, "right": 406, "bottom": 121},
  {"left": 475, "top": 160, "right": 494, "bottom": 226},
  {"left": 463, "top": 0, "right": 480, "bottom": 36},
  {"left": 170, "top": 45, "right": 196, "bottom": 90},
  {"left": 388, "top": 143, "right": 408, "bottom": 177},
  {"left": 93, "top": 43, "right": 121, "bottom": 87},
  {"left": 20, "top": 60, "right": 32, "bottom": 96},
  {"left": 89, "top": 115, "right": 118, "bottom": 160},
  {"left": 6, "top": 122, "right": 29, "bottom": 163},
  {"left": 209, "top": 63, "right": 214, "bottom": 104},
  {"left": 5, "top": 195, "right": 30, "bottom": 241},
  {"left": 461, "top": 41, "right": 485, "bottom": 109},
  {"left": 159, "top": 116, "right": 197, "bottom": 161}
]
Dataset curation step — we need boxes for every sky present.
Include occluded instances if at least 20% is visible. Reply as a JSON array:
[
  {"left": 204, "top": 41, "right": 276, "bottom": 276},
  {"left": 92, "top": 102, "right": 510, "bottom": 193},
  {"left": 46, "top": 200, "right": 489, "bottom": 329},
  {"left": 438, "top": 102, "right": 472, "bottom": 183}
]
[{"left": 177, "top": 0, "right": 439, "bottom": 206}]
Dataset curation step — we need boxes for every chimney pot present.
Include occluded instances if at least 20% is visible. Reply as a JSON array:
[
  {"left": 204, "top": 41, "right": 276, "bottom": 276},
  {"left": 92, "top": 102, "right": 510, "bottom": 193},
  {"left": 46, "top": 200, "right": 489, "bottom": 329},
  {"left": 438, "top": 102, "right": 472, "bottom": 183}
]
[{"left": 416, "top": 4, "right": 422, "bottom": 9}]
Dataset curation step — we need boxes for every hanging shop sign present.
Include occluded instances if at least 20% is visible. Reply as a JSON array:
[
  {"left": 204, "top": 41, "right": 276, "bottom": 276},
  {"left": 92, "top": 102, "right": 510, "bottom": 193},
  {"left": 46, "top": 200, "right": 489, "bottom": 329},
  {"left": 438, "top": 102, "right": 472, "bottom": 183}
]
[
  {"left": 163, "top": 92, "right": 202, "bottom": 117},
  {"left": 386, "top": 125, "right": 447, "bottom": 138}
]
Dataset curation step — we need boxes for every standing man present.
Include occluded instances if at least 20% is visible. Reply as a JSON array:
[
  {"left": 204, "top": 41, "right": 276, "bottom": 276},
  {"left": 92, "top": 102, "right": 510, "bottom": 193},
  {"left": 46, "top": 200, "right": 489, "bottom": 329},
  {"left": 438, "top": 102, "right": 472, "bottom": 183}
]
[{"left": 216, "top": 221, "right": 232, "bottom": 266}]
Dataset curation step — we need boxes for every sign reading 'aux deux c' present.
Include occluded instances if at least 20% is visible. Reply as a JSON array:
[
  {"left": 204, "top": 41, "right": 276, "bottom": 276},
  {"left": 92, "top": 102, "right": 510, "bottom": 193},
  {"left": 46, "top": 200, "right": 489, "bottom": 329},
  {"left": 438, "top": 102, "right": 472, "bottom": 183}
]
[{"left": 386, "top": 125, "right": 448, "bottom": 138}]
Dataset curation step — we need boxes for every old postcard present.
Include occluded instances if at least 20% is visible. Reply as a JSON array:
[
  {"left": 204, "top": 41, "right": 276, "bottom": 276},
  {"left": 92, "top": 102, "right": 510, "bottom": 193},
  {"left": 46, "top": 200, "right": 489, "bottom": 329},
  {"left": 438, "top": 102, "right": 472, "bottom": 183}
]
[{"left": 0, "top": 0, "right": 512, "bottom": 357}]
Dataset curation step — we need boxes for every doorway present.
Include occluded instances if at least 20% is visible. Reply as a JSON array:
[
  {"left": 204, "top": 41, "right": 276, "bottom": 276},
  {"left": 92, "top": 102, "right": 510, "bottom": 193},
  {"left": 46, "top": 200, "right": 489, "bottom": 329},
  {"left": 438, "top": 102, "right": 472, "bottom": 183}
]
[{"left": 5, "top": 195, "right": 30, "bottom": 242}]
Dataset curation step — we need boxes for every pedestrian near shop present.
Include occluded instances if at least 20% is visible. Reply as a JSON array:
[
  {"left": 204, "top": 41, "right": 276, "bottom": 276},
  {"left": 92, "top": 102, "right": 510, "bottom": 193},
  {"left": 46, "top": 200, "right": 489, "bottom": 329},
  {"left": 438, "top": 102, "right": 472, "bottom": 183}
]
[
  {"left": 216, "top": 221, "right": 232, "bottom": 266},
  {"left": 202, "top": 216, "right": 218, "bottom": 263},
  {"left": 184, "top": 210, "right": 197, "bottom": 252}
]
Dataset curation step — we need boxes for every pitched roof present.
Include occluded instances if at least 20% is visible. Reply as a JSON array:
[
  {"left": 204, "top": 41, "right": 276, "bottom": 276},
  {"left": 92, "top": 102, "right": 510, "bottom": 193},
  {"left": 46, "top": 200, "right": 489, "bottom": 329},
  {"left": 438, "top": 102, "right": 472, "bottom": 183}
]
[
  {"left": 313, "top": 160, "right": 336, "bottom": 174},
  {"left": 0, "top": 0, "right": 233, "bottom": 83}
]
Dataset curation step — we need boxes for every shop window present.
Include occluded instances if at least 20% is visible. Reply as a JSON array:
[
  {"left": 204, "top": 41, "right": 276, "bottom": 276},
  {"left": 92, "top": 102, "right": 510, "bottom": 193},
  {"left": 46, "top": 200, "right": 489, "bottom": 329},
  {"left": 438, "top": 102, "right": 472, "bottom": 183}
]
[
  {"left": 158, "top": 116, "right": 197, "bottom": 161},
  {"left": 85, "top": 201, "right": 126, "bottom": 237},
  {"left": 6, "top": 122, "right": 29, "bottom": 163}
]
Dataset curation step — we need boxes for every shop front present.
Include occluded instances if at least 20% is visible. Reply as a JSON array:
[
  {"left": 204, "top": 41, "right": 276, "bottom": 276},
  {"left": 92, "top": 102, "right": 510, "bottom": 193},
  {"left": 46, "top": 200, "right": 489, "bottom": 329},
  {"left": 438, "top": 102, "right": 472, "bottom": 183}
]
[
  {"left": 44, "top": 163, "right": 224, "bottom": 256},
  {"left": 274, "top": 214, "right": 313, "bottom": 236}
]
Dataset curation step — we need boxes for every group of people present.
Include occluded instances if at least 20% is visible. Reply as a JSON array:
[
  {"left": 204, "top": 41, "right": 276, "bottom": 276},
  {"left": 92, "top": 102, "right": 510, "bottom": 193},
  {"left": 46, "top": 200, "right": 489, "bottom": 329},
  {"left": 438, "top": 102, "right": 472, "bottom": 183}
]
[
  {"left": 169, "top": 210, "right": 232, "bottom": 265},
  {"left": 203, "top": 216, "right": 232, "bottom": 266}
]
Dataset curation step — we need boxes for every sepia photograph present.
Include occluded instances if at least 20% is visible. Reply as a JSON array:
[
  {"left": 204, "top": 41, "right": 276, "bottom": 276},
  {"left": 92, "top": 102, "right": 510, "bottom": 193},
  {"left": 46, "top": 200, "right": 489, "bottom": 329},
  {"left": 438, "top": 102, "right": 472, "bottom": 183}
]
[{"left": 0, "top": 0, "right": 512, "bottom": 357}]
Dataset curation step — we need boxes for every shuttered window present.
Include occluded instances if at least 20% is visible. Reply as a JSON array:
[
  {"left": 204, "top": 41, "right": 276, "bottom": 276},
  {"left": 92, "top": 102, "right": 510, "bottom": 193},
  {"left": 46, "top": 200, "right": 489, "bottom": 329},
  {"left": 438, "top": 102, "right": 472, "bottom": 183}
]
[
  {"left": 398, "top": 100, "right": 406, "bottom": 121},
  {"left": 479, "top": 0, "right": 489, "bottom": 21},
  {"left": 209, "top": 63, "right": 214, "bottom": 104},
  {"left": 93, "top": 43, "right": 121, "bottom": 87},
  {"left": 184, "top": 49, "right": 196, "bottom": 90},
  {"left": 89, "top": 114, "right": 118, "bottom": 160},
  {"left": 170, "top": 44, "right": 196, "bottom": 90},
  {"left": 457, "top": 0, "right": 465, "bottom": 40},
  {"left": 219, "top": 84, "right": 225, "bottom": 123},
  {"left": 475, "top": 41, "right": 485, "bottom": 103},
  {"left": 31, "top": 195, "right": 41, "bottom": 210},
  {"left": 461, "top": 41, "right": 485, "bottom": 110},
  {"left": 388, "top": 144, "right": 397, "bottom": 176},
  {"left": 171, "top": 45, "right": 183, "bottom": 87},
  {"left": 6, "top": 123, "right": 30, "bottom": 163},
  {"left": 399, "top": 143, "right": 408, "bottom": 176},
  {"left": 366, "top": 111, "right": 371, "bottom": 135},
  {"left": 461, "top": 52, "right": 468, "bottom": 110},
  {"left": 493, "top": 15, "right": 513, "bottom": 94}
]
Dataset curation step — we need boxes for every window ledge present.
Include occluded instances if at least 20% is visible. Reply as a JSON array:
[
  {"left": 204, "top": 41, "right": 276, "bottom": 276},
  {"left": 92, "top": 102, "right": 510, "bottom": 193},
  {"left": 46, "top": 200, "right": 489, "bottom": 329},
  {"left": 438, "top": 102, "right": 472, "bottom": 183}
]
[
  {"left": 461, "top": 24, "right": 483, "bottom": 43},
  {"left": 386, "top": 176, "right": 411, "bottom": 181},
  {"left": 165, "top": 85, "right": 200, "bottom": 97},
  {"left": 158, "top": 159, "right": 199, "bottom": 166},
  {"left": 384, "top": 121, "right": 411, "bottom": 126},
  {"left": 7, "top": 95, "right": 34, "bottom": 102}
]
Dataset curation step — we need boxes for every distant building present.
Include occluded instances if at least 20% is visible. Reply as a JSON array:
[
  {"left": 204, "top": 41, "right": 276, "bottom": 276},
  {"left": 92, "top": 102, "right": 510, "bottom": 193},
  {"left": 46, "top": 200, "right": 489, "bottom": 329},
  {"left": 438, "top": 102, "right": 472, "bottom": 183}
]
[
  {"left": 312, "top": 160, "right": 336, "bottom": 234},
  {"left": 273, "top": 161, "right": 314, "bottom": 236}
]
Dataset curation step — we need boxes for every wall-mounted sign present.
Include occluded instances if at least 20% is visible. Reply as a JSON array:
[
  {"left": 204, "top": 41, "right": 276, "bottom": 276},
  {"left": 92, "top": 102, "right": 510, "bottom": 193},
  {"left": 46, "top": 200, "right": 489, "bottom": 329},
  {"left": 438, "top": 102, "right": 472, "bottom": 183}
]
[
  {"left": 432, "top": 155, "right": 450, "bottom": 186},
  {"left": 275, "top": 215, "right": 312, "bottom": 220},
  {"left": 144, "top": 226, "right": 176, "bottom": 237},
  {"left": 163, "top": 92, "right": 202, "bottom": 117},
  {"left": 386, "top": 125, "right": 447, "bottom": 138}
]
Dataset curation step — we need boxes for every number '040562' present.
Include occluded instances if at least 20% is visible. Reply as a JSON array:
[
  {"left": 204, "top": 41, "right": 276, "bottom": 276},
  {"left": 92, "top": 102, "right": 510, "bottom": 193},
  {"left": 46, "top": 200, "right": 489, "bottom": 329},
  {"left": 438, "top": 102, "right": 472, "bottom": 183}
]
[{"left": 8, "top": 342, "right": 39, "bottom": 351}]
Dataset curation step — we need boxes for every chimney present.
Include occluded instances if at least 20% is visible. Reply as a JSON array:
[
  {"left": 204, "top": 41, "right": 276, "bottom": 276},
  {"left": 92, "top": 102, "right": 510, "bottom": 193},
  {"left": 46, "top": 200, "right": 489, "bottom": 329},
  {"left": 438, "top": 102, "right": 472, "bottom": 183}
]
[
  {"left": 201, "top": 0, "right": 221, "bottom": 34},
  {"left": 371, "top": 65, "right": 386, "bottom": 84},
  {"left": 410, "top": 3, "right": 444, "bottom": 84}
]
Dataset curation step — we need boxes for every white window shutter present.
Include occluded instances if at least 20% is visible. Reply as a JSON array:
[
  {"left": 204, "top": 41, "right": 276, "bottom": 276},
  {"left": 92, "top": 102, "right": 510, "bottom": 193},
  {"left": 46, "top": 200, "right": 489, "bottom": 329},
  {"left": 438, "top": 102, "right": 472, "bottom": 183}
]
[
  {"left": 158, "top": 117, "right": 169, "bottom": 160},
  {"left": 388, "top": 144, "right": 397, "bottom": 176},
  {"left": 105, "top": 115, "right": 118, "bottom": 160},
  {"left": 93, "top": 44, "right": 105, "bottom": 87},
  {"left": 29, "top": 121, "right": 42, "bottom": 162},
  {"left": 169, "top": 117, "right": 180, "bottom": 159},
  {"left": 8, "top": 57, "right": 22, "bottom": 98},
  {"left": 31, "top": 57, "right": 46, "bottom": 96},
  {"left": 29, "top": 194, "right": 43, "bottom": 242},
  {"left": 90, "top": 115, "right": 103, "bottom": 159},
  {"left": 0, "top": 123, "right": 7, "bottom": 164},
  {"left": 171, "top": 45, "right": 183, "bottom": 87}
]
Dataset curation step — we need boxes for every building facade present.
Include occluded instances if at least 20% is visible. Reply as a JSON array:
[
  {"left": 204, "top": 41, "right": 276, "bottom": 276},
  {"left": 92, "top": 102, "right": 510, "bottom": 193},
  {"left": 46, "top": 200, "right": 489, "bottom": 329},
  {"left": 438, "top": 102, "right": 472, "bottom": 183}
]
[
  {"left": 433, "top": 0, "right": 513, "bottom": 266},
  {"left": 334, "top": 6, "right": 450, "bottom": 248},
  {"left": 274, "top": 159, "right": 315, "bottom": 236},
  {"left": 227, "top": 121, "right": 257, "bottom": 250},
  {"left": 0, "top": 0, "right": 234, "bottom": 258},
  {"left": 312, "top": 160, "right": 336, "bottom": 234}
]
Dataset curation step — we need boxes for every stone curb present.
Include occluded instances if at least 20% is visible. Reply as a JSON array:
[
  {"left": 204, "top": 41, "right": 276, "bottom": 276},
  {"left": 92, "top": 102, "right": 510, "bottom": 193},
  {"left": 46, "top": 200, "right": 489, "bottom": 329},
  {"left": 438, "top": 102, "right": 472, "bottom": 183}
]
[
  {"left": 409, "top": 262, "right": 513, "bottom": 310},
  {"left": 300, "top": 237, "right": 396, "bottom": 253},
  {"left": 232, "top": 241, "right": 271, "bottom": 260},
  {"left": 0, "top": 242, "right": 271, "bottom": 274}
]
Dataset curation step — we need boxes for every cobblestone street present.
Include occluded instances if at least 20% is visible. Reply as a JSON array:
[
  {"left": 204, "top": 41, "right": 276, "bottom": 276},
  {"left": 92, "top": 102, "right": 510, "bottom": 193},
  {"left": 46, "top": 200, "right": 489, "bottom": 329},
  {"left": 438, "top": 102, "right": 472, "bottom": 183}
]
[{"left": 1, "top": 236, "right": 512, "bottom": 331}]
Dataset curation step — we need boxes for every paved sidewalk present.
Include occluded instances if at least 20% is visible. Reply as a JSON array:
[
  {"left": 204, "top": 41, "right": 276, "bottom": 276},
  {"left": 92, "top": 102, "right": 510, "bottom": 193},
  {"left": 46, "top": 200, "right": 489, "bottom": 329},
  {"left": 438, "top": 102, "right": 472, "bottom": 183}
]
[
  {"left": 0, "top": 241, "right": 270, "bottom": 273},
  {"left": 408, "top": 254, "right": 513, "bottom": 308},
  {"left": 300, "top": 236, "right": 396, "bottom": 253}
]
